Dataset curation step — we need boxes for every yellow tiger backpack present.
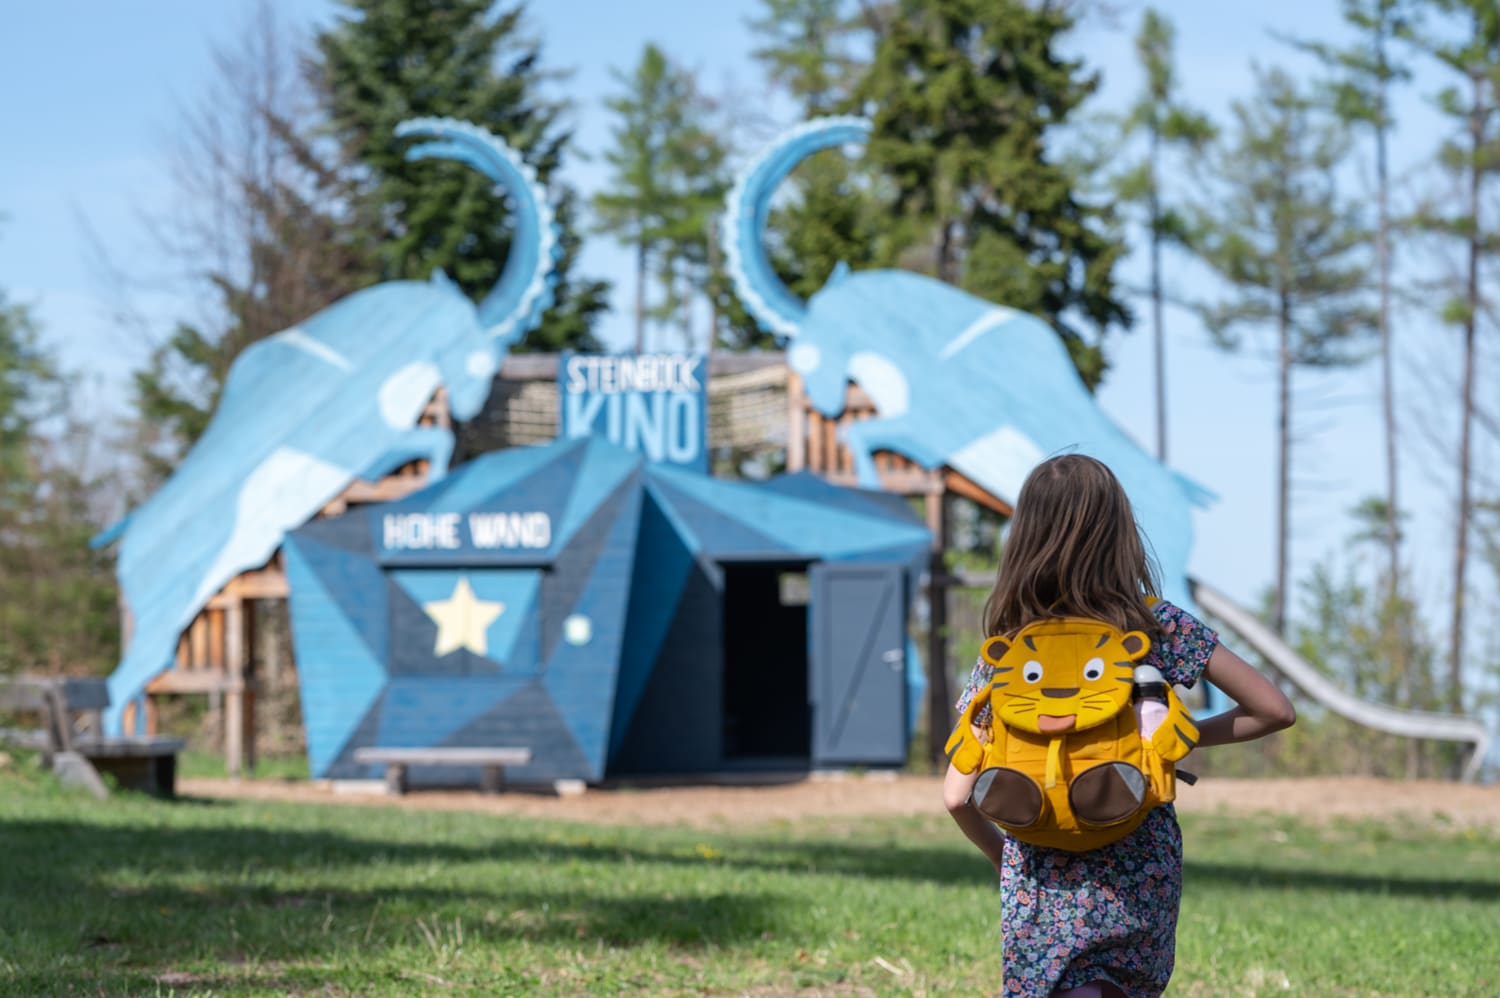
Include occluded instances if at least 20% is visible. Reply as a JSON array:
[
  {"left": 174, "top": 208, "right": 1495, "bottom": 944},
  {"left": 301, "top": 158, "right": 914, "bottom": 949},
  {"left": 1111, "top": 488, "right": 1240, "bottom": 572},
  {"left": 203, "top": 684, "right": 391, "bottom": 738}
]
[{"left": 945, "top": 616, "right": 1199, "bottom": 851}]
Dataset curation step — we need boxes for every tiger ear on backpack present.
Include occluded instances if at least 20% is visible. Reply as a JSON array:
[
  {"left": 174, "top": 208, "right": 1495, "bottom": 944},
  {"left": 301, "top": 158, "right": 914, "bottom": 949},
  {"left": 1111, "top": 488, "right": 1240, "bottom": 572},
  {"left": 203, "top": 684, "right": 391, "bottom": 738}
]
[
  {"left": 1119, "top": 631, "right": 1150, "bottom": 659},
  {"left": 980, "top": 635, "right": 1011, "bottom": 666}
]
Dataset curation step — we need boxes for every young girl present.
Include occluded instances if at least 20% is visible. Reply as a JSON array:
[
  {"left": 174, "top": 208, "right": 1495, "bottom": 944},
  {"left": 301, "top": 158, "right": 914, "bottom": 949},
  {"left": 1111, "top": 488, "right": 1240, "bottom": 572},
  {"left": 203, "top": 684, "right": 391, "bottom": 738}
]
[{"left": 944, "top": 454, "right": 1295, "bottom": 998}]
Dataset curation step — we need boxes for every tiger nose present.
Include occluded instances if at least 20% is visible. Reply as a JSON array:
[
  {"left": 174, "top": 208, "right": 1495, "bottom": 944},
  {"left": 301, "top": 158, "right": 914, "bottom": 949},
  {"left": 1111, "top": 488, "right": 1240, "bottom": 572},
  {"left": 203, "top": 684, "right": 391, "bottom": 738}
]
[{"left": 1042, "top": 687, "right": 1078, "bottom": 698}]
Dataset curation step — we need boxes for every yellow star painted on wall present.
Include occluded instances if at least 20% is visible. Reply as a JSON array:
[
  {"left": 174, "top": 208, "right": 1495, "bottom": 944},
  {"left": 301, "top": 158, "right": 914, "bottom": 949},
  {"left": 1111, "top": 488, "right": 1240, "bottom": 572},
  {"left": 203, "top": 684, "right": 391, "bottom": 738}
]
[{"left": 422, "top": 576, "right": 505, "bottom": 657}]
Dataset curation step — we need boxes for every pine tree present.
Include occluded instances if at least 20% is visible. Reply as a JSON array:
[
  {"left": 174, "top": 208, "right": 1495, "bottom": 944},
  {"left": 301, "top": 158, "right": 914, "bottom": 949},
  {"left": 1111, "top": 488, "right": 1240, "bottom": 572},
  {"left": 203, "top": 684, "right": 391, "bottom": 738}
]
[
  {"left": 748, "top": 0, "right": 861, "bottom": 115},
  {"left": 1407, "top": 0, "right": 1500, "bottom": 714},
  {"left": 592, "top": 44, "right": 729, "bottom": 352},
  {"left": 0, "top": 286, "right": 46, "bottom": 509},
  {"left": 1286, "top": 0, "right": 1416, "bottom": 617},
  {"left": 1192, "top": 67, "right": 1375, "bottom": 636},
  {"left": 853, "top": 0, "right": 1131, "bottom": 387},
  {"left": 1113, "top": 8, "right": 1215, "bottom": 461},
  {"left": 0, "top": 283, "right": 119, "bottom": 677},
  {"left": 315, "top": 0, "right": 607, "bottom": 354},
  {"left": 1291, "top": 501, "right": 1441, "bottom": 777}
]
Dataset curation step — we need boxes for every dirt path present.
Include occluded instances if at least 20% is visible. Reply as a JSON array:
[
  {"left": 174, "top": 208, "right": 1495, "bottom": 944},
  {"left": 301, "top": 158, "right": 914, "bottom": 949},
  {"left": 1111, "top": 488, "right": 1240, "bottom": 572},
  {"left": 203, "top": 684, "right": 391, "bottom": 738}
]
[{"left": 179, "top": 773, "right": 1500, "bottom": 831}]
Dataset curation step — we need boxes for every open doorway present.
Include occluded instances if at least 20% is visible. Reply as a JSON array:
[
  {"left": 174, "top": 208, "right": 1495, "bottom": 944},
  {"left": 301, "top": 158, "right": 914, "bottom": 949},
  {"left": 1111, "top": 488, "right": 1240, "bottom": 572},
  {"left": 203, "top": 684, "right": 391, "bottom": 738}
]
[{"left": 721, "top": 561, "right": 811, "bottom": 763}]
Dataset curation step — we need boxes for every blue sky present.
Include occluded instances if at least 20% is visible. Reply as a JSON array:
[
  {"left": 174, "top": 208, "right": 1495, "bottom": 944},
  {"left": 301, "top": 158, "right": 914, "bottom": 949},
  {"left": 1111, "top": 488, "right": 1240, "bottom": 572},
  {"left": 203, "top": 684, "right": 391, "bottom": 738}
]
[{"left": 0, "top": 0, "right": 1484, "bottom": 637}]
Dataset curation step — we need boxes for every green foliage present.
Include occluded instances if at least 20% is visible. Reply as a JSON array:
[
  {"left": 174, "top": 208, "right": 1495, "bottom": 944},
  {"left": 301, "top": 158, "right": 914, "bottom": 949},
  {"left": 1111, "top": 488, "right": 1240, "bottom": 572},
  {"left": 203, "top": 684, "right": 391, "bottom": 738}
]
[
  {"left": 1193, "top": 68, "right": 1374, "bottom": 363},
  {"left": 1472, "top": 500, "right": 1500, "bottom": 725},
  {"left": 136, "top": 1, "right": 610, "bottom": 469},
  {"left": 1283, "top": 1, "right": 1417, "bottom": 617},
  {"left": 592, "top": 43, "right": 729, "bottom": 351},
  {"left": 1406, "top": 2, "right": 1500, "bottom": 254},
  {"left": 1287, "top": 559, "right": 1449, "bottom": 776},
  {"left": 2, "top": 772, "right": 1498, "bottom": 995},
  {"left": 853, "top": 0, "right": 1131, "bottom": 388},
  {"left": 1404, "top": 0, "right": 1500, "bottom": 705},
  {"left": 1282, "top": 0, "right": 1417, "bottom": 130},
  {"left": 315, "top": 0, "right": 607, "bottom": 355},
  {"left": 1120, "top": 9, "right": 1218, "bottom": 171},
  {"left": 1113, "top": 8, "right": 1217, "bottom": 252},
  {"left": 765, "top": 149, "right": 886, "bottom": 299},
  {"left": 747, "top": 0, "right": 861, "bottom": 116},
  {"left": 1198, "top": 500, "right": 1453, "bottom": 780},
  {"left": 1295, "top": 558, "right": 1438, "bottom": 708},
  {"left": 0, "top": 289, "right": 48, "bottom": 489},
  {"left": 0, "top": 431, "right": 122, "bottom": 677},
  {"left": 0, "top": 291, "right": 119, "bottom": 677}
]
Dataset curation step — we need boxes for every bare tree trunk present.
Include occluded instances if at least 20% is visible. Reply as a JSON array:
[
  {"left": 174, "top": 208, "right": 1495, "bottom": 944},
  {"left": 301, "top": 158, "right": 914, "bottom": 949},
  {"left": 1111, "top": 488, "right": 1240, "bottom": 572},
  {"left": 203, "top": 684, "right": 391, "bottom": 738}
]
[
  {"left": 936, "top": 220, "right": 956, "bottom": 285},
  {"left": 1373, "top": 53, "right": 1408, "bottom": 713},
  {"left": 1376, "top": 116, "right": 1397, "bottom": 593},
  {"left": 634, "top": 239, "right": 647, "bottom": 354},
  {"left": 1149, "top": 127, "right": 1167, "bottom": 462},
  {"left": 1449, "top": 77, "right": 1482, "bottom": 715},
  {"left": 1274, "top": 291, "right": 1292, "bottom": 635}
]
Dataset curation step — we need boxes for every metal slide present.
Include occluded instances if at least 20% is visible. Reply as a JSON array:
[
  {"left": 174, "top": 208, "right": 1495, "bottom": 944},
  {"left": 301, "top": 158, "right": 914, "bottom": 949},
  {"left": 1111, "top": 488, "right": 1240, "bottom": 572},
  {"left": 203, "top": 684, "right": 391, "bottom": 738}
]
[{"left": 1190, "top": 578, "right": 1492, "bottom": 783}]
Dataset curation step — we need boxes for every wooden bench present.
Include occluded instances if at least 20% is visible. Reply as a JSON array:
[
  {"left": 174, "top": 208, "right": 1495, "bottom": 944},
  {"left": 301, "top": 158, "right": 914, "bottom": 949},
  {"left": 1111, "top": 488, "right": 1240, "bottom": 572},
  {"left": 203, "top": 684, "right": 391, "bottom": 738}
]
[
  {"left": 0, "top": 675, "right": 184, "bottom": 799},
  {"left": 352, "top": 746, "right": 533, "bottom": 795}
]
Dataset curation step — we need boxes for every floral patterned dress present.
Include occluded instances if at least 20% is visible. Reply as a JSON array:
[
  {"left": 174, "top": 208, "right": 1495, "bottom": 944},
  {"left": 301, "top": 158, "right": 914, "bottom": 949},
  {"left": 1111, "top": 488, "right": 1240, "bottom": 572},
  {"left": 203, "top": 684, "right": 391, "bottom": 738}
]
[{"left": 955, "top": 601, "right": 1219, "bottom": 998}]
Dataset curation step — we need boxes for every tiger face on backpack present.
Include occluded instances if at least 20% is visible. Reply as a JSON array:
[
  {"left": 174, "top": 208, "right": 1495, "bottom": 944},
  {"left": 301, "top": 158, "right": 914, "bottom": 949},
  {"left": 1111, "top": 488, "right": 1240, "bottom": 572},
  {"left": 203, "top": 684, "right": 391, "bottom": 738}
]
[{"left": 945, "top": 617, "right": 1199, "bottom": 851}]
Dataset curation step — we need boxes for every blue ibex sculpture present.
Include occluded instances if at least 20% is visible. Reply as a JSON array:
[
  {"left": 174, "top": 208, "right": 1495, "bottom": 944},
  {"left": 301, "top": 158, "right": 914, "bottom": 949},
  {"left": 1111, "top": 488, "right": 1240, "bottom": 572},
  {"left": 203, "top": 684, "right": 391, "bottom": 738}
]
[
  {"left": 101, "top": 119, "right": 559, "bottom": 733},
  {"left": 722, "top": 117, "right": 1213, "bottom": 608}
]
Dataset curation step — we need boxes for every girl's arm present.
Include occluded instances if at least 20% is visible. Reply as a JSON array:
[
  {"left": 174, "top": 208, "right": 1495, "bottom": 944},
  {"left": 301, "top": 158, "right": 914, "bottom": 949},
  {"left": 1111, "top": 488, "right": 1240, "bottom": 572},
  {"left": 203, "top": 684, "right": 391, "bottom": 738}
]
[
  {"left": 1193, "top": 643, "right": 1297, "bottom": 748},
  {"left": 944, "top": 762, "right": 1007, "bottom": 872}
]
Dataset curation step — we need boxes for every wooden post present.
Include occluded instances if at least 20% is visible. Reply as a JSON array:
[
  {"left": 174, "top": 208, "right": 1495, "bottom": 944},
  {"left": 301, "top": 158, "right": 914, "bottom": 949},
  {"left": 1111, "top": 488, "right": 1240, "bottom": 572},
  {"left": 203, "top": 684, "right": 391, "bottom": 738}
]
[
  {"left": 925, "top": 484, "right": 952, "bottom": 770},
  {"left": 786, "top": 373, "right": 806, "bottom": 473},
  {"left": 225, "top": 598, "right": 245, "bottom": 778},
  {"left": 243, "top": 689, "right": 257, "bottom": 773},
  {"left": 242, "top": 598, "right": 257, "bottom": 774}
]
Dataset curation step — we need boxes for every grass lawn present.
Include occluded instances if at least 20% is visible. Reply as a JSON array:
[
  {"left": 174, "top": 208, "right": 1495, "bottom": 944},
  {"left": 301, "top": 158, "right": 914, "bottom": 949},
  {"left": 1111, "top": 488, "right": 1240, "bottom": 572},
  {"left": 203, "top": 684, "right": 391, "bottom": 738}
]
[{"left": 1, "top": 761, "right": 1496, "bottom": 996}]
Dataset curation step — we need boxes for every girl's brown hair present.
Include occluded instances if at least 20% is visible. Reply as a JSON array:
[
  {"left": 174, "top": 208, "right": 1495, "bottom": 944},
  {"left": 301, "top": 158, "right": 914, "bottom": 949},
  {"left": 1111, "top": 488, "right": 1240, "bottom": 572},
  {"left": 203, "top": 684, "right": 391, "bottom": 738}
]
[{"left": 982, "top": 454, "right": 1162, "bottom": 639}]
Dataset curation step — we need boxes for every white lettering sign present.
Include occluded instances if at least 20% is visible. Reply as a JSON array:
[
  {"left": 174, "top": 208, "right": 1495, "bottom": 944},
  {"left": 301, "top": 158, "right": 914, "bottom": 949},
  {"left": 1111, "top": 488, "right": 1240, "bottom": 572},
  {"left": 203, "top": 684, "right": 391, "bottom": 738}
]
[
  {"left": 383, "top": 512, "right": 462, "bottom": 550},
  {"left": 381, "top": 511, "right": 552, "bottom": 551},
  {"left": 468, "top": 512, "right": 552, "bottom": 550},
  {"left": 564, "top": 353, "right": 702, "bottom": 394},
  {"left": 564, "top": 391, "right": 703, "bottom": 463}
]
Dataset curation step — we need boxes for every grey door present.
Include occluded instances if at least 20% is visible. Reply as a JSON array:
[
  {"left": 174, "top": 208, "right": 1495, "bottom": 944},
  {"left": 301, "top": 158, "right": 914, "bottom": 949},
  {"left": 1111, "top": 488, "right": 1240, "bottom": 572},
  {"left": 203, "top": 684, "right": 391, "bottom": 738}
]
[{"left": 808, "top": 561, "right": 907, "bottom": 766}]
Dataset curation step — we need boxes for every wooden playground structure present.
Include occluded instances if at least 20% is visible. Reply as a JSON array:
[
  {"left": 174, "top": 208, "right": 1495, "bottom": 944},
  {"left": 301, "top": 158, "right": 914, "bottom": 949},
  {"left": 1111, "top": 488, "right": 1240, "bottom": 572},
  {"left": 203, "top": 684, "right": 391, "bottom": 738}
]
[
  {"left": 122, "top": 391, "right": 452, "bottom": 774},
  {"left": 129, "top": 355, "right": 1013, "bottom": 774}
]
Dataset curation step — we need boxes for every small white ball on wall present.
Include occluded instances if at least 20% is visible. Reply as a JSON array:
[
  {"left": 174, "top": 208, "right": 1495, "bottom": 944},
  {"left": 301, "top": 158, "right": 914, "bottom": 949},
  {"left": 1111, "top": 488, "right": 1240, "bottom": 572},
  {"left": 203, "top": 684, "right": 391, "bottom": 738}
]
[{"left": 563, "top": 614, "right": 593, "bottom": 646}]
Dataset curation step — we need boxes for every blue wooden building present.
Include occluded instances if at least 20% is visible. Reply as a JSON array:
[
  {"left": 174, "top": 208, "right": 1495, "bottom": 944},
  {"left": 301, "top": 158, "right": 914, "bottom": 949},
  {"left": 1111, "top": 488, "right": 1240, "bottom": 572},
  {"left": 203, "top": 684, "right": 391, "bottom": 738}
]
[{"left": 283, "top": 435, "right": 930, "bottom": 783}]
